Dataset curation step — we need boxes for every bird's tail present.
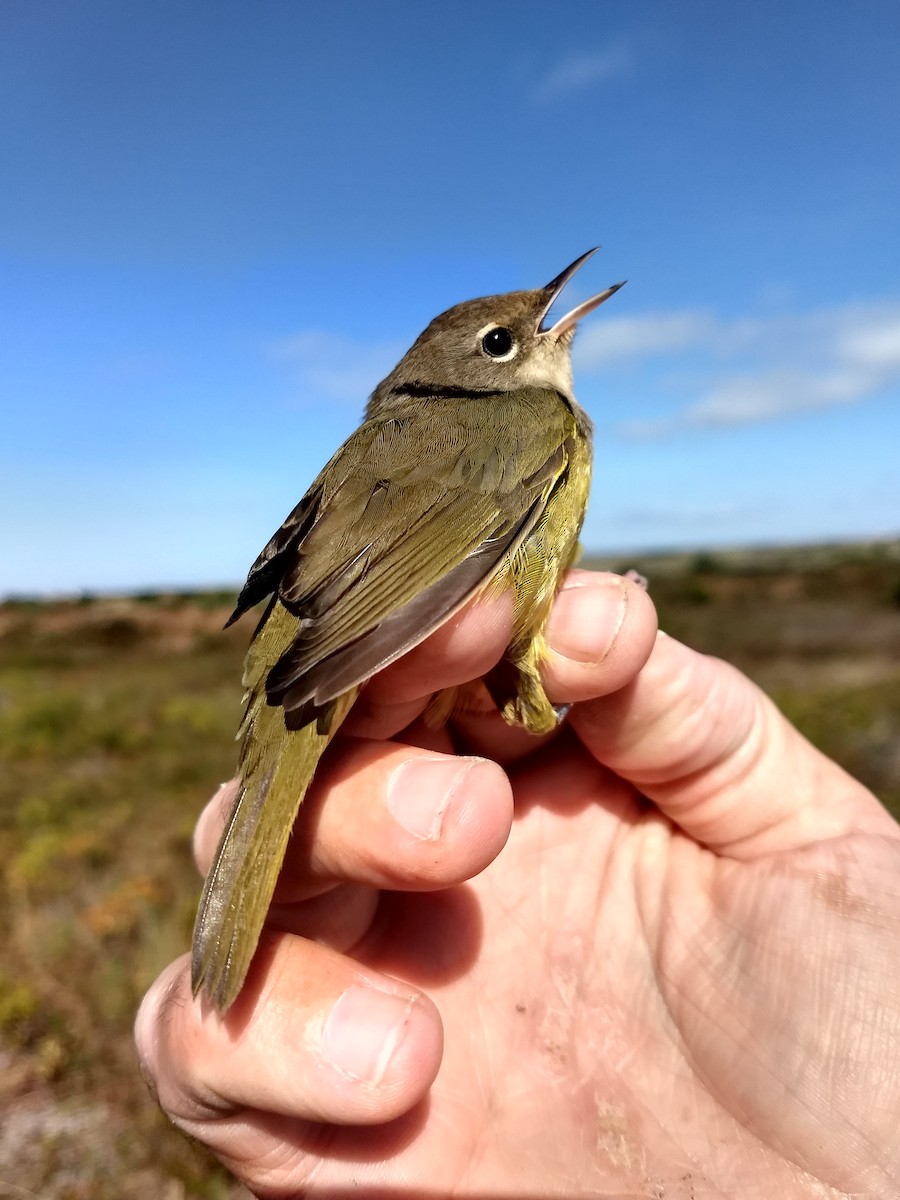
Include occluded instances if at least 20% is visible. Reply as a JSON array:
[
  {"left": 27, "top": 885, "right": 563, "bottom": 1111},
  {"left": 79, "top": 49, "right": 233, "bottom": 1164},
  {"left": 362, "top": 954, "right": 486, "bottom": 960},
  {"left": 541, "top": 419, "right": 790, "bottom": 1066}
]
[{"left": 191, "top": 603, "right": 354, "bottom": 1012}]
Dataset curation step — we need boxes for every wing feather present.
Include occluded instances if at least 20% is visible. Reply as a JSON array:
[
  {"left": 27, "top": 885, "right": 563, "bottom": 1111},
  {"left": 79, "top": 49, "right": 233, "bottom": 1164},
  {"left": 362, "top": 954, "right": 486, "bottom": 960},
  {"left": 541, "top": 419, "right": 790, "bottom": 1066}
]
[{"left": 237, "top": 389, "right": 577, "bottom": 717}]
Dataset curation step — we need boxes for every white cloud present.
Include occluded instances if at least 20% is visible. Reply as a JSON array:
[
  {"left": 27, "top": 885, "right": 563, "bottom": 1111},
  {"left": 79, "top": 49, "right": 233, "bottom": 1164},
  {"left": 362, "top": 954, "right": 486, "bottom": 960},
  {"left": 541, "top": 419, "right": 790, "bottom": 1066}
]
[
  {"left": 575, "top": 310, "right": 716, "bottom": 367},
  {"left": 267, "top": 330, "right": 403, "bottom": 405},
  {"left": 532, "top": 45, "right": 631, "bottom": 101},
  {"left": 624, "top": 369, "right": 871, "bottom": 438},
  {"left": 837, "top": 313, "right": 900, "bottom": 371},
  {"left": 581, "top": 302, "right": 900, "bottom": 436},
  {"left": 266, "top": 302, "right": 900, "bottom": 434}
]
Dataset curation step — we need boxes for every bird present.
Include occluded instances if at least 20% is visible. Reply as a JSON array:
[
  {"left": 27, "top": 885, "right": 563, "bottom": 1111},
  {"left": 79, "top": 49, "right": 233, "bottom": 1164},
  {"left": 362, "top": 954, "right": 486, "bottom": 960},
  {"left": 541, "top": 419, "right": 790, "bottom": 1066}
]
[{"left": 192, "top": 248, "right": 624, "bottom": 1012}]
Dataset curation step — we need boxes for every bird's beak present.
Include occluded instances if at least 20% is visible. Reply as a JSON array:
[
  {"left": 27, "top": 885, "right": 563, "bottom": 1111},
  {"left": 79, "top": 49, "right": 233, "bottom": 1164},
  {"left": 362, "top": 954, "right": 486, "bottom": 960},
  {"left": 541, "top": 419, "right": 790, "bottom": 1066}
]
[{"left": 537, "top": 247, "right": 625, "bottom": 339}]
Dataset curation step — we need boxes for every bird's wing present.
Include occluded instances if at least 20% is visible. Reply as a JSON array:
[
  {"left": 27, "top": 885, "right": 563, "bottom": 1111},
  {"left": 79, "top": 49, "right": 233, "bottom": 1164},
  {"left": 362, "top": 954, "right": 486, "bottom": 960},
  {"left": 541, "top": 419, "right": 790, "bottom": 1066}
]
[
  {"left": 240, "top": 389, "right": 579, "bottom": 720},
  {"left": 193, "top": 388, "right": 579, "bottom": 1011}
]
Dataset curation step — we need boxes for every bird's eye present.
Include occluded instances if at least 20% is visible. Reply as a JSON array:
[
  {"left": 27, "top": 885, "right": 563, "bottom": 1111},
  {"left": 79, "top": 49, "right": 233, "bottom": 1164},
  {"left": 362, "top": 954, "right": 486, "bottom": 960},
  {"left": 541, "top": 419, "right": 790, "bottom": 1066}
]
[{"left": 480, "top": 326, "right": 517, "bottom": 360}]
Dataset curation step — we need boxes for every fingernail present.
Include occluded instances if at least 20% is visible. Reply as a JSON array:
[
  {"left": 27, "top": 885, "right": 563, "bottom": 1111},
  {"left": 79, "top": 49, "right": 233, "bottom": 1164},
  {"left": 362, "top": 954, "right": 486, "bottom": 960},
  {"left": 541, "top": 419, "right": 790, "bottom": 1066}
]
[
  {"left": 322, "top": 985, "right": 414, "bottom": 1085},
  {"left": 547, "top": 576, "right": 628, "bottom": 663},
  {"left": 386, "top": 756, "right": 477, "bottom": 841}
]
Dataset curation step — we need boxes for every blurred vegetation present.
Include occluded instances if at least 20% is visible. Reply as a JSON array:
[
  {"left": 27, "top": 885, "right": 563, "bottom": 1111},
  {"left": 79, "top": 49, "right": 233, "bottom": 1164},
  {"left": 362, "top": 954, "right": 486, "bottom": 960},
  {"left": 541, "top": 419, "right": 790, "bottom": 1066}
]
[
  {"left": 0, "top": 594, "right": 249, "bottom": 1198},
  {"left": 1, "top": 541, "right": 899, "bottom": 1196}
]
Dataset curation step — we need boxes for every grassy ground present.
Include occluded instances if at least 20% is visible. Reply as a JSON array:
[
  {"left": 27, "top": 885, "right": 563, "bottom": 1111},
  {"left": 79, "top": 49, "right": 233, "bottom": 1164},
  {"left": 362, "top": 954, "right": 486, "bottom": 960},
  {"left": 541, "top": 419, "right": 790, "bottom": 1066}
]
[{"left": 1, "top": 541, "right": 898, "bottom": 1197}]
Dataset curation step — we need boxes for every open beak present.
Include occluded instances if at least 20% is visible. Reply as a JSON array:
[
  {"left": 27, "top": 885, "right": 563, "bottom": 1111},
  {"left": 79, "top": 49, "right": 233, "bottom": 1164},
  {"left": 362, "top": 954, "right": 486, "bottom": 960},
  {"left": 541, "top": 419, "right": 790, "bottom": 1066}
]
[{"left": 537, "top": 248, "right": 625, "bottom": 339}]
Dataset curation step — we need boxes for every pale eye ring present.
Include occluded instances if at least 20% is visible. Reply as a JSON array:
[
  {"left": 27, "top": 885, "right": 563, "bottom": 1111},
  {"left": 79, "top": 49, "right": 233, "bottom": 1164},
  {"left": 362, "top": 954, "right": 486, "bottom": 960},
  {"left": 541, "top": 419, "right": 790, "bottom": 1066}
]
[{"left": 478, "top": 324, "right": 518, "bottom": 361}]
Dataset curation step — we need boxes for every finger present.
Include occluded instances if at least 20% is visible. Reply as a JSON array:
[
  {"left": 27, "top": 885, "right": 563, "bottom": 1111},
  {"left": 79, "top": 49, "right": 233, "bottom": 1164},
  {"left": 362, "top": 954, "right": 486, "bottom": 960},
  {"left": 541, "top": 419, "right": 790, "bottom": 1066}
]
[
  {"left": 290, "top": 740, "right": 514, "bottom": 893},
  {"left": 195, "top": 745, "right": 514, "bottom": 899},
  {"left": 451, "top": 570, "right": 659, "bottom": 761},
  {"left": 345, "top": 592, "right": 515, "bottom": 739},
  {"left": 135, "top": 940, "right": 443, "bottom": 1130},
  {"left": 365, "top": 590, "right": 514, "bottom": 705},
  {"left": 542, "top": 569, "right": 659, "bottom": 701},
  {"left": 194, "top": 782, "right": 383, "bottom": 953},
  {"left": 571, "top": 630, "right": 897, "bottom": 858}
]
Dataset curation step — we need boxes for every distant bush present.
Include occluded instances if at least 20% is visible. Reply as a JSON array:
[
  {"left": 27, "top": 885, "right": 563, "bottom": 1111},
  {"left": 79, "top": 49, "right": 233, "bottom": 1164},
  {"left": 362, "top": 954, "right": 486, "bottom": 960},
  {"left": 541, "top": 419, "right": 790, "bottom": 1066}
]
[
  {"left": 683, "top": 581, "right": 712, "bottom": 604},
  {"left": 689, "top": 552, "right": 722, "bottom": 575},
  {"left": 1, "top": 595, "right": 42, "bottom": 610},
  {"left": 192, "top": 589, "right": 237, "bottom": 611},
  {"left": 153, "top": 588, "right": 235, "bottom": 611},
  {"left": 88, "top": 616, "right": 143, "bottom": 648}
]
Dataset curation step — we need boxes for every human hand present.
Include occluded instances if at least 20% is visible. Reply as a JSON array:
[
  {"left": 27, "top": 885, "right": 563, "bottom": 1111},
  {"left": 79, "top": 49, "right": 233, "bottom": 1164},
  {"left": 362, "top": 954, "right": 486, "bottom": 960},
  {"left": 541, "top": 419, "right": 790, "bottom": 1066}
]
[{"left": 136, "top": 570, "right": 900, "bottom": 1198}]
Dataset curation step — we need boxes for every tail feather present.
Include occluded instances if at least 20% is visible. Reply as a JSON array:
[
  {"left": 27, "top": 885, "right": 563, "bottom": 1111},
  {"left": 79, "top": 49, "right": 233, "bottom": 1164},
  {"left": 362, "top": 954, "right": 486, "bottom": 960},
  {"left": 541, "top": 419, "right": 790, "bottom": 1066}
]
[{"left": 191, "top": 603, "right": 355, "bottom": 1012}]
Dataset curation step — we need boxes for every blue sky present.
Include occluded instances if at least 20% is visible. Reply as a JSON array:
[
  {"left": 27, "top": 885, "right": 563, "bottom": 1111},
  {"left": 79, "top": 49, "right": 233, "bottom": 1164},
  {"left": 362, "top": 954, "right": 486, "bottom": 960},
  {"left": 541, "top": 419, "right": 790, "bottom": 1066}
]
[{"left": 1, "top": 0, "right": 898, "bottom": 594}]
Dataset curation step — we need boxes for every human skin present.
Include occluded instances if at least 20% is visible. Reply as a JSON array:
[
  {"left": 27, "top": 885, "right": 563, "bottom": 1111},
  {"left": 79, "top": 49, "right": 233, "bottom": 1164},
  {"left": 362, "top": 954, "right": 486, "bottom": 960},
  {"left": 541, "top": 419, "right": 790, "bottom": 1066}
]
[{"left": 135, "top": 569, "right": 900, "bottom": 1198}]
